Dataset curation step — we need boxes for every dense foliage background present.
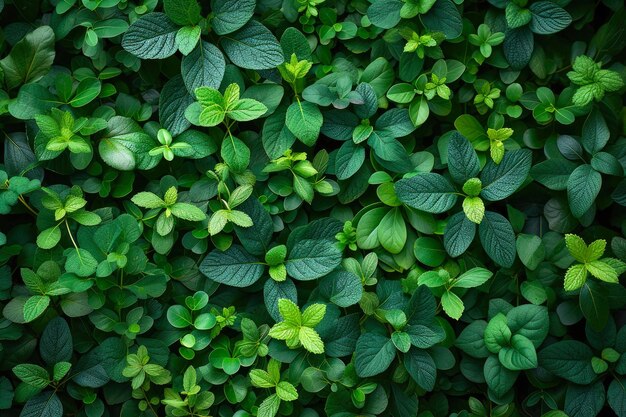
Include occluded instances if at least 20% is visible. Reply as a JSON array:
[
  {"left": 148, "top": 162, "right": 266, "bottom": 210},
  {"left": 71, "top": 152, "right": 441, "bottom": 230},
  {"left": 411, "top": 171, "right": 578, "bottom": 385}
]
[{"left": 0, "top": 0, "right": 625, "bottom": 416}]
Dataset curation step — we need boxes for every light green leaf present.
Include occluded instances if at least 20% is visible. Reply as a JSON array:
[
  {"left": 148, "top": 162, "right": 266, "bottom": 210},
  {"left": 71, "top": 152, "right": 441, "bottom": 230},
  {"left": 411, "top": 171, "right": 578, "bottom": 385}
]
[
  {"left": 453, "top": 267, "right": 493, "bottom": 288},
  {"left": 564, "top": 264, "right": 587, "bottom": 291},
  {"left": 441, "top": 291, "right": 464, "bottom": 320},
  {"left": 23, "top": 295, "right": 51, "bottom": 323},
  {"left": 286, "top": 101, "right": 323, "bottom": 146}
]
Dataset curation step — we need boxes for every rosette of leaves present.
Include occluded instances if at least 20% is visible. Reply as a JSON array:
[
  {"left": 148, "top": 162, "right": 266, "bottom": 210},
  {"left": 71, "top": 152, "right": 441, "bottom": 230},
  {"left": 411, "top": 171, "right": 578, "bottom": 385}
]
[
  {"left": 456, "top": 303, "right": 549, "bottom": 402},
  {"left": 162, "top": 366, "right": 215, "bottom": 417},
  {"left": 323, "top": 104, "right": 418, "bottom": 180},
  {"left": 387, "top": 59, "right": 464, "bottom": 127},
  {"left": 353, "top": 286, "right": 446, "bottom": 392},
  {"left": 366, "top": 0, "right": 463, "bottom": 40},
  {"left": 185, "top": 83, "right": 267, "bottom": 173},
  {"left": 249, "top": 359, "right": 299, "bottom": 417},
  {"left": 417, "top": 267, "right": 493, "bottom": 319},
  {"left": 268, "top": 299, "right": 326, "bottom": 354},
  {"left": 166, "top": 291, "right": 217, "bottom": 359},
  {"left": 122, "top": 0, "right": 283, "bottom": 95},
  {"left": 2, "top": 261, "right": 92, "bottom": 324},
  {"left": 538, "top": 318, "right": 626, "bottom": 417},
  {"left": 567, "top": 55, "right": 624, "bottom": 106},
  {"left": 263, "top": 149, "right": 334, "bottom": 204},
  {"left": 395, "top": 132, "right": 532, "bottom": 267},
  {"left": 496, "top": 0, "right": 572, "bottom": 70},
  {"left": 531, "top": 109, "right": 623, "bottom": 219},
  {"left": 131, "top": 184, "right": 206, "bottom": 253},
  {"left": 0, "top": 170, "right": 40, "bottom": 215},
  {"left": 199, "top": 218, "right": 342, "bottom": 291},
  {"left": 563, "top": 234, "right": 625, "bottom": 292}
]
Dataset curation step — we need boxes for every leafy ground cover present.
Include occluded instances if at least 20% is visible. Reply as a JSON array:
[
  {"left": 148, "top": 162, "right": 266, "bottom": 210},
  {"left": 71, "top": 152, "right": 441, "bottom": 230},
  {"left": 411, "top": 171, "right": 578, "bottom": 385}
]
[{"left": 0, "top": 0, "right": 625, "bottom": 416}]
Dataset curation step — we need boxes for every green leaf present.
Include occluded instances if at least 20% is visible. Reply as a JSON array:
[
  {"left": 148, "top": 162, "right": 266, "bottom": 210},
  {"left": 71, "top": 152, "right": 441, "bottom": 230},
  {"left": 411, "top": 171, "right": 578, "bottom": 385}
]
[
  {"left": 529, "top": 1, "right": 572, "bottom": 35},
  {"left": 176, "top": 25, "right": 201, "bottom": 55},
  {"left": 0, "top": 26, "right": 55, "bottom": 90},
  {"left": 498, "top": 334, "right": 537, "bottom": 370},
  {"left": 276, "top": 381, "right": 299, "bottom": 401},
  {"left": 131, "top": 192, "right": 165, "bottom": 209},
  {"left": 516, "top": 234, "right": 545, "bottom": 270},
  {"left": 319, "top": 271, "right": 362, "bottom": 307},
  {"left": 23, "top": 295, "right": 50, "bottom": 323},
  {"left": 167, "top": 305, "right": 193, "bottom": 328},
  {"left": 199, "top": 245, "right": 263, "bottom": 287},
  {"left": 159, "top": 75, "right": 193, "bottom": 136},
  {"left": 69, "top": 78, "right": 101, "bottom": 108},
  {"left": 286, "top": 101, "right": 323, "bottom": 146},
  {"left": 480, "top": 149, "right": 532, "bottom": 201},
  {"left": 98, "top": 117, "right": 158, "bottom": 171},
  {"left": 367, "top": 0, "right": 403, "bottom": 29},
  {"left": 447, "top": 133, "right": 480, "bottom": 184},
  {"left": 564, "top": 264, "right": 587, "bottom": 291},
  {"left": 421, "top": 0, "right": 463, "bottom": 39},
  {"left": 582, "top": 109, "right": 610, "bottom": 155},
  {"left": 221, "top": 136, "right": 250, "bottom": 172},
  {"left": 404, "top": 349, "right": 437, "bottom": 391},
  {"left": 170, "top": 202, "right": 206, "bottom": 221},
  {"left": 441, "top": 291, "right": 464, "bottom": 320},
  {"left": 221, "top": 21, "right": 283, "bottom": 70},
  {"left": 250, "top": 369, "right": 276, "bottom": 388},
  {"left": 395, "top": 173, "right": 458, "bottom": 213},
  {"left": 462, "top": 196, "right": 485, "bottom": 224},
  {"left": 122, "top": 13, "right": 179, "bottom": 59},
  {"left": 506, "top": 3, "right": 532, "bottom": 28},
  {"left": 503, "top": 27, "right": 534, "bottom": 70},
  {"left": 299, "top": 327, "right": 325, "bottom": 354},
  {"left": 586, "top": 260, "right": 618, "bottom": 283},
  {"left": 40, "top": 317, "right": 73, "bottom": 365},
  {"left": 567, "top": 164, "right": 601, "bottom": 218},
  {"left": 354, "top": 333, "right": 396, "bottom": 377},
  {"left": 64, "top": 249, "right": 98, "bottom": 277},
  {"left": 413, "top": 237, "right": 446, "bottom": 267},
  {"left": 181, "top": 41, "right": 226, "bottom": 94},
  {"left": 335, "top": 141, "right": 365, "bottom": 180},
  {"left": 539, "top": 340, "right": 596, "bottom": 384},
  {"left": 608, "top": 378, "right": 626, "bottom": 417},
  {"left": 484, "top": 356, "right": 518, "bottom": 398},
  {"left": 378, "top": 207, "right": 406, "bottom": 254},
  {"left": 21, "top": 392, "right": 63, "bottom": 417},
  {"left": 163, "top": 0, "right": 201, "bottom": 26},
  {"left": 37, "top": 226, "right": 61, "bottom": 249},
  {"left": 286, "top": 239, "right": 342, "bottom": 281},
  {"left": 229, "top": 99, "right": 268, "bottom": 121},
  {"left": 258, "top": 394, "right": 280, "bottom": 417},
  {"left": 484, "top": 314, "right": 511, "bottom": 354},
  {"left": 453, "top": 267, "right": 492, "bottom": 288},
  {"left": 443, "top": 212, "right": 476, "bottom": 257},
  {"left": 479, "top": 211, "right": 516, "bottom": 267},
  {"left": 506, "top": 304, "right": 549, "bottom": 347},
  {"left": 211, "top": 0, "right": 256, "bottom": 35},
  {"left": 13, "top": 364, "right": 49, "bottom": 388}
]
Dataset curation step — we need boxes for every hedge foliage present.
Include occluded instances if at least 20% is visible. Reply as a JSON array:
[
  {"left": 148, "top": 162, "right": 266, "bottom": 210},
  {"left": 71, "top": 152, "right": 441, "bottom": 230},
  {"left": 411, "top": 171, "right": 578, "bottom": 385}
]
[{"left": 0, "top": 0, "right": 625, "bottom": 416}]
